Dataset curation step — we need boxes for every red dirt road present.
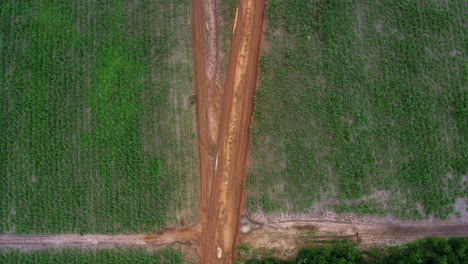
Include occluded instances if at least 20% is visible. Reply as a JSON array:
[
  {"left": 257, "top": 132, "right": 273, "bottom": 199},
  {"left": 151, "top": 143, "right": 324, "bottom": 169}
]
[
  {"left": 201, "top": 0, "right": 265, "bottom": 262},
  {"left": 190, "top": 0, "right": 266, "bottom": 261},
  {"left": 190, "top": 0, "right": 224, "bottom": 257}
]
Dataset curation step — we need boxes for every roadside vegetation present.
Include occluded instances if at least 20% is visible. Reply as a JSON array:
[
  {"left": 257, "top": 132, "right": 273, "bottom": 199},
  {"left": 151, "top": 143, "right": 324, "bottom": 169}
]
[
  {"left": 247, "top": 0, "right": 467, "bottom": 219},
  {"left": 0, "top": 247, "right": 184, "bottom": 264},
  {"left": 243, "top": 237, "right": 468, "bottom": 264},
  {"left": 220, "top": 0, "right": 239, "bottom": 73},
  {"left": 0, "top": 0, "right": 198, "bottom": 234}
]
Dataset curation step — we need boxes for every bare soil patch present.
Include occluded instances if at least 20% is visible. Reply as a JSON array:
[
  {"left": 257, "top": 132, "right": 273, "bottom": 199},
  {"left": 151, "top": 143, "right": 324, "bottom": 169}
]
[
  {"left": 200, "top": 0, "right": 265, "bottom": 262},
  {"left": 239, "top": 220, "right": 468, "bottom": 260}
]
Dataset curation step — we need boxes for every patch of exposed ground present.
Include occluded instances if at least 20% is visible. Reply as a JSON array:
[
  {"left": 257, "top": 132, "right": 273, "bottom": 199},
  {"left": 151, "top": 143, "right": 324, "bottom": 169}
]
[{"left": 238, "top": 220, "right": 468, "bottom": 260}]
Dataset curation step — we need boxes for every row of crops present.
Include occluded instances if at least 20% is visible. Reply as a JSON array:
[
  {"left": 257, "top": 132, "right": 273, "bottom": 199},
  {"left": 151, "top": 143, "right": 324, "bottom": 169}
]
[
  {"left": 0, "top": 247, "right": 185, "bottom": 264},
  {"left": 247, "top": 0, "right": 467, "bottom": 219},
  {"left": 0, "top": 0, "right": 198, "bottom": 234}
]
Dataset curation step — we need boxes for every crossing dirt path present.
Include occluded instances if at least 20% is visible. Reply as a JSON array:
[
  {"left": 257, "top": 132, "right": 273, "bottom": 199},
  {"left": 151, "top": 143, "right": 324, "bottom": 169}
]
[
  {"left": 2, "top": 1, "right": 468, "bottom": 264},
  {"left": 199, "top": 0, "right": 265, "bottom": 262}
]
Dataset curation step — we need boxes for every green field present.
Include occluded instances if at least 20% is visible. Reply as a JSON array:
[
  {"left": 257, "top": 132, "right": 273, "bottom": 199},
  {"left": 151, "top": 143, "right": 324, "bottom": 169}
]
[
  {"left": 0, "top": 0, "right": 198, "bottom": 234},
  {"left": 0, "top": 247, "right": 184, "bottom": 264},
  {"left": 247, "top": 0, "right": 467, "bottom": 219}
]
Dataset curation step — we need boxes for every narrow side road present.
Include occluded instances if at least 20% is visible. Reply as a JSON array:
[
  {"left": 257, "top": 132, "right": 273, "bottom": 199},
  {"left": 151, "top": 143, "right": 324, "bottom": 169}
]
[
  {"left": 3, "top": 222, "right": 467, "bottom": 254},
  {"left": 240, "top": 221, "right": 468, "bottom": 255},
  {"left": 0, "top": 234, "right": 146, "bottom": 246},
  {"left": 190, "top": 0, "right": 221, "bottom": 252}
]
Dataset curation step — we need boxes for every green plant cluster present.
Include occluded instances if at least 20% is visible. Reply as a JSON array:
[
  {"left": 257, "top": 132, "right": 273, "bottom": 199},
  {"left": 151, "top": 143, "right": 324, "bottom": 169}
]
[
  {"left": 0, "top": 0, "right": 198, "bottom": 234},
  {"left": 245, "top": 238, "right": 468, "bottom": 264},
  {"left": 247, "top": 0, "right": 467, "bottom": 219},
  {"left": 0, "top": 247, "right": 184, "bottom": 264},
  {"left": 220, "top": 0, "right": 240, "bottom": 74}
]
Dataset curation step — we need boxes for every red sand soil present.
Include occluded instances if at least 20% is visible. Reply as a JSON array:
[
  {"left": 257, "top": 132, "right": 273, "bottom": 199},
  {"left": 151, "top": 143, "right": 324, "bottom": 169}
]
[{"left": 199, "top": 0, "right": 265, "bottom": 262}]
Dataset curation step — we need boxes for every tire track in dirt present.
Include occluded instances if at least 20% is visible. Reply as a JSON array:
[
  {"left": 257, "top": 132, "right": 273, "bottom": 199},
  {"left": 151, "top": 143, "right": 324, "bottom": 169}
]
[
  {"left": 0, "top": 234, "right": 148, "bottom": 247},
  {"left": 3, "top": 222, "right": 467, "bottom": 255},
  {"left": 189, "top": 1, "right": 224, "bottom": 262},
  {"left": 237, "top": 221, "right": 468, "bottom": 259}
]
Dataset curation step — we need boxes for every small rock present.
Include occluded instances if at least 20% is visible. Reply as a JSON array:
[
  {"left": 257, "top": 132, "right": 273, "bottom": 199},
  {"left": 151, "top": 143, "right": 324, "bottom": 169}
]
[{"left": 240, "top": 225, "right": 251, "bottom": 234}]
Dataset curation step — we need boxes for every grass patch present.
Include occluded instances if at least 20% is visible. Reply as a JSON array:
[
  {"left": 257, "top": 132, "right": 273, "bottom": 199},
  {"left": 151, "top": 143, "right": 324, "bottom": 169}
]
[{"left": 237, "top": 243, "right": 253, "bottom": 254}]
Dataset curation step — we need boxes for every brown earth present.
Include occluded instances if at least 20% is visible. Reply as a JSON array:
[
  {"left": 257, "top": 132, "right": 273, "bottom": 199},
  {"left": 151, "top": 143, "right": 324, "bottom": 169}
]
[
  {"left": 200, "top": 0, "right": 265, "bottom": 262},
  {"left": 2, "top": 1, "right": 468, "bottom": 264},
  {"left": 190, "top": 0, "right": 223, "bottom": 238},
  {"left": 0, "top": 234, "right": 148, "bottom": 248},
  {"left": 238, "top": 220, "right": 468, "bottom": 260}
]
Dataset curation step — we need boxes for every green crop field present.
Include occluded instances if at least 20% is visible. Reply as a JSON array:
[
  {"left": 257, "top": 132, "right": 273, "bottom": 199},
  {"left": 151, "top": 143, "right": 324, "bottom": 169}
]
[
  {"left": 0, "top": 0, "right": 198, "bottom": 234},
  {"left": 247, "top": 0, "right": 467, "bottom": 219},
  {"left": 0, "top": 247, "right": 185, "bottom": 264}
]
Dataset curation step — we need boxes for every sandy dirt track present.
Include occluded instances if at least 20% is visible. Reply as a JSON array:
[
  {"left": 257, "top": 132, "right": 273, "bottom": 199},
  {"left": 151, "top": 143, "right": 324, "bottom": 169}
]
[
  {"left": 3, "top": 222, "right": 467, "bottom": 255},
  {"left": 240, "top": 221, "right": 468, "bottom": 258},
  {"left": 190, "top": 0, "right": 222, "bottom": 262},
  {"left": 0, "top": 234, "right": 147, "bottom": 247}
]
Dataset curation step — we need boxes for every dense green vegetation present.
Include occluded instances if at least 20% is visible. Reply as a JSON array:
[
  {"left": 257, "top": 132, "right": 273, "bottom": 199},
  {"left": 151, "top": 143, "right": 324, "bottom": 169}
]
[
  {"left": 247, "top": 0, "right": 467, "bottom": 219},
  {"left": 244, "top": 238, "right": 468, "bottom": 264},
  {"left": 0, "top": 247, "right": 184, "bottom": 264},
  {"left": 0, "top": 0, "right": 198, "bottom": 234}
]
